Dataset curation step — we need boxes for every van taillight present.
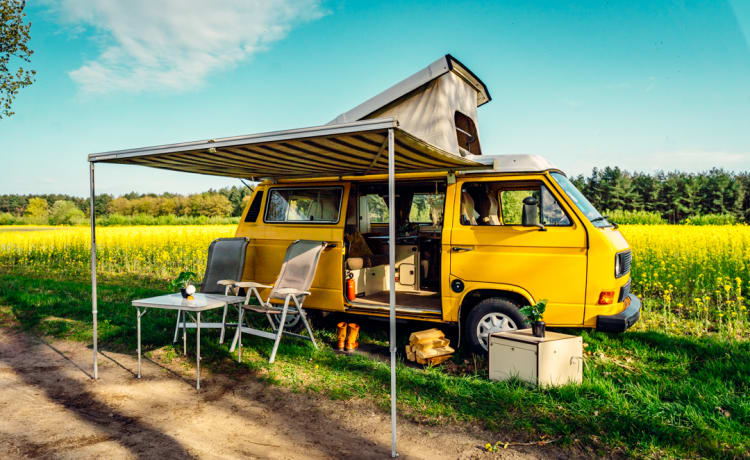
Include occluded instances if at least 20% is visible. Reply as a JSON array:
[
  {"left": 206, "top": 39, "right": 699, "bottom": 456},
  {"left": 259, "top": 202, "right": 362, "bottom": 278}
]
[{"left": 598, "top": 291, "right": 615, "bottom": 305}]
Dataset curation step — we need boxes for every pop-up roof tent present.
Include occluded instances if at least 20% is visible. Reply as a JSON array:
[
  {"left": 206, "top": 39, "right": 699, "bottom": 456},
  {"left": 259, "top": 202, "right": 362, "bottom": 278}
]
[
  {"left": 88, "top": 55, "right": 491, "bottom": 458},
  {"left": 331, "top": 54, "right": 491, "bottom": 158}
]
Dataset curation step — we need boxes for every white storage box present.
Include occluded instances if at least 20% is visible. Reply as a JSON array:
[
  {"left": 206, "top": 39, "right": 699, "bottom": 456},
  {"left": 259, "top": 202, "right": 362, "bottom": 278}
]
[{"left": 489, "top": 329, "right": 582, "bottom": 387}]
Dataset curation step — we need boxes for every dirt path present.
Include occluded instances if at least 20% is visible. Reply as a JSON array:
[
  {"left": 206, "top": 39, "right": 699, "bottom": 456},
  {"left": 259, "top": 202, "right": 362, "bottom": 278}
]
[{"left": 0, "top": 329, "right": 565, "bottom": 459}]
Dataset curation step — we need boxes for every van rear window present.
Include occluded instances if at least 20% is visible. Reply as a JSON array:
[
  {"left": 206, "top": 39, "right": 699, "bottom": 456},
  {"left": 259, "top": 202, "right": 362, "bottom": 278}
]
[{"left": 264, "top": 187, "right": 343, "bottom": 223}]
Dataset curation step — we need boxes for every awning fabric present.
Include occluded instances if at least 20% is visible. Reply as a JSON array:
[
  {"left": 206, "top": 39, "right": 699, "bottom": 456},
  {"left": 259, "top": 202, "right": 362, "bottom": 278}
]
[{"left": 88, "top": 118, "right": 485, "bottom": 179}]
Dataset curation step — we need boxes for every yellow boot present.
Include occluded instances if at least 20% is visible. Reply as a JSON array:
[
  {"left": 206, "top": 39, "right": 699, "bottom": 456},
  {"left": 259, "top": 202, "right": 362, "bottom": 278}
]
[
  {"left": 336, "top": 322, "right": 348, "bottom": 351},
  {"left": 345, "top": 323, "right": 360, "bottom": 352}
]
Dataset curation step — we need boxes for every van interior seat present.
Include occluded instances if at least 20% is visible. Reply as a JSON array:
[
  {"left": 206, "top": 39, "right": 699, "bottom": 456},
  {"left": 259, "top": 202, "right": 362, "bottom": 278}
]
[
  {"left": 461, "top": 190, "right": 477, "bottom": 225},
  {"left": 478, "top": 191, "right": 501, "bottom": 225}
]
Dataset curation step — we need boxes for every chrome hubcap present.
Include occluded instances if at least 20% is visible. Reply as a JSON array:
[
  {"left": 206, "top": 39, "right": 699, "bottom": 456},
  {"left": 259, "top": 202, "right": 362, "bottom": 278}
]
[
  {"left": 476, "top": 312, "right": 517, "bottom": 351},
  {"left": 271, "top": 313, "right": 301, "bottom": 329}
]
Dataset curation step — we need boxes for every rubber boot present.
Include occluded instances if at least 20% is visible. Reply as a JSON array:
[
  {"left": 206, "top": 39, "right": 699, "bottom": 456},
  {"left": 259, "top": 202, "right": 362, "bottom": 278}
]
[
  {"left": 345, "top": 323, "right": 360, "bottom": 352},
  {"left": 336, "top": 322, "right": 348, "bottom": 351}
]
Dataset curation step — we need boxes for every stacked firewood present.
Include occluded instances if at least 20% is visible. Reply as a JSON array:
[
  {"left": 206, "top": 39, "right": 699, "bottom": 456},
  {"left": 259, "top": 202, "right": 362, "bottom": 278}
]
[{"left": 405, "top": 328, "right": 454, "bottom": 365}]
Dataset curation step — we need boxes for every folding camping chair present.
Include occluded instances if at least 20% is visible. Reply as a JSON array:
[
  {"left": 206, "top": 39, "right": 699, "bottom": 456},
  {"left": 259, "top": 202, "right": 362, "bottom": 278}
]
[
  {"left": 228, "top": 240, "right": 326, "bottom": 363},
  {"left": 173, "top": 237, "right": 249, "bottom": 346}
]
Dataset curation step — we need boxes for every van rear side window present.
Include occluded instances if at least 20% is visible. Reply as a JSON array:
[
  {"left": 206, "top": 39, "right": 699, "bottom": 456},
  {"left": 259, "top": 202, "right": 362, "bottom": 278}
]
[
  {"left": 244, "top": 191, "right": 264, "bottom": 222},
  {"left": 264, "top": 187, "right": 343, "bottom": 223}
]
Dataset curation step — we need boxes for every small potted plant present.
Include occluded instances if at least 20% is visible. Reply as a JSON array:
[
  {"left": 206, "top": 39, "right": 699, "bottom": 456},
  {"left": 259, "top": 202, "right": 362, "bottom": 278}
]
[
  {"left": 171, "top": 271, "right": 198, "bottom": 298},
  {"left": 520, "top": 299, "right": 547, "bottom": 338}
]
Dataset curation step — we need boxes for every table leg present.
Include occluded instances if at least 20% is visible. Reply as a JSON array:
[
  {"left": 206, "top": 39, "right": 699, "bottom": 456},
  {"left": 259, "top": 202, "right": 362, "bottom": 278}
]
[
  {"left": 137, "top": 306, "right": 142, "bottom": 379},
  {"left": 196, "top": 312, "right": 201, "bottom": 390},
  {"left": 182, "top": 308, "right": 187, "bottom": 355}
]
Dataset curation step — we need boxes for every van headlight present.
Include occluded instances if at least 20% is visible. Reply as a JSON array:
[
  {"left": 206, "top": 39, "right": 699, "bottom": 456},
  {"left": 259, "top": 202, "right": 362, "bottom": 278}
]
[{"left": 615, "top": 250, "right": 631, "bottom": 278}]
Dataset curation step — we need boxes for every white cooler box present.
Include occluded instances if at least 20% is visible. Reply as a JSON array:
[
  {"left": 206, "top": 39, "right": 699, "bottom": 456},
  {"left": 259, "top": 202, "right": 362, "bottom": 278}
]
[{"left": 489, "top": 329, "right": 583, "bottom": 387}]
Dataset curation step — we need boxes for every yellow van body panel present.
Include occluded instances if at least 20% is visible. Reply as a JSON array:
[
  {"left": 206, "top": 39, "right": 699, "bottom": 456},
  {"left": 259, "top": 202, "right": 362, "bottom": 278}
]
[
  {"left": 235, "top": 171, "right": 637, "bottom": 329},
  {"left": 451, "top": 174, "right": 587, "bottom": 325},
  {"left": 235, "top": 183, "right": 348, "bottom": 312}
]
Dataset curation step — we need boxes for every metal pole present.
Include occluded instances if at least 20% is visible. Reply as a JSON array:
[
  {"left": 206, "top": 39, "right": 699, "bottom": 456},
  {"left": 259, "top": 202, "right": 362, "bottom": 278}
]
[
  {"left": 137, "top": 307, "right": 142, "bottom": 378},
  {"left": 196, "top": 312, "right": 201, "bottom": 390},
  {"left": 89, "top": 162, "right": 98, "bottom": 380},
  {"left": 387, "top": 128, "right": 398, "bottom": 458}
]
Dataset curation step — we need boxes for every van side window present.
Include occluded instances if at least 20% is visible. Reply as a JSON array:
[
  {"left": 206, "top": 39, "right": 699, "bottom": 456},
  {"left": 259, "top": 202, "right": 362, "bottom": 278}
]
[
  {"left": 460, "top": 182, "right": 571, "bottom": 226},
  {"left": 265, "top": 187, "right": 343, "bottom": 223},
  {"left": 455, "top": 111, "right": 481, "bottom": 155},
  {"left": 244, "top": 191, "right": 264, "bottom": 222}
]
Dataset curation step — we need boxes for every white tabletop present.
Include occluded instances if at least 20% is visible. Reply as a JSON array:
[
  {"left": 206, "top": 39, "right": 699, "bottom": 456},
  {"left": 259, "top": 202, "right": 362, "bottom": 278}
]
[{"left": 132, "top": 293, "right": 246, "bottom": 311}]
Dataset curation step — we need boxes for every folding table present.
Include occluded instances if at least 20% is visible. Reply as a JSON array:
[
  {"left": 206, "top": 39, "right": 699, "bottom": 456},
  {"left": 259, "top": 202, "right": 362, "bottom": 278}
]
[{"left": 132, "top": 293, "right": 245, "bottom": 389}]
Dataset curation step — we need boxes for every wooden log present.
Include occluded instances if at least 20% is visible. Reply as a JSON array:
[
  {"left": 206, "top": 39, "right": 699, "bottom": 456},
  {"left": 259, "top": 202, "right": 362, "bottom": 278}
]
[
  {"left": 416, "top": 346, "right": 455, "bottom": 360},
  {"left": 407, "top": 350, "right": 416, "bottom": 362},
  {"left": 409, "top": 328, "right": 444, "bottom": 345},
  {"left": 412, "top": 337, "right": 450, "bottom": 352},
  {"left": 427, "top": 354, "right": 453, "bottom": 365}
]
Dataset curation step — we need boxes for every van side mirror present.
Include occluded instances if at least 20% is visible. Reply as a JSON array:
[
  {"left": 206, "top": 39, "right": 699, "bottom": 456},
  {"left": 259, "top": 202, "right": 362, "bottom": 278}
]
[{"left": 522, "top": 196, "right": 546, "bottom": 231}]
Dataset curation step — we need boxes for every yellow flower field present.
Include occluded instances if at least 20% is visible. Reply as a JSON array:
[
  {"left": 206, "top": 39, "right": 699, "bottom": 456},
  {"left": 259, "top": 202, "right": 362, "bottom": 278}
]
[
  {"left": 0, "top": 224, "right": 748, "bottom": 335},
  {"left": 0, "top": 225, "right": 235, "bottom": 279}
]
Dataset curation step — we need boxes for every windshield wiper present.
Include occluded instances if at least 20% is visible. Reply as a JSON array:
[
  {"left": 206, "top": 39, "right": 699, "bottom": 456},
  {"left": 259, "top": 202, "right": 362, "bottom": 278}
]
[{"left": 591, "top": 216, "right": 618, "bottom": 229}]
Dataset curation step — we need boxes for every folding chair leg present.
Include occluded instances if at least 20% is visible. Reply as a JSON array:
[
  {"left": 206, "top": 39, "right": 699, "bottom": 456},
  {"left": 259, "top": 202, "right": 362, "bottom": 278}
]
[
  {"left": 182, "top": 309, "right": 187, "bottom": 355},
  {"left": 268, "top": 297, "right": 290, "bottom": 364},
  {"left": 219, "top": 304, "right": 228, "bottom": 344},
  {"left": 266, "top": 312, "right": 277, "bottom": 332},
  {"left": 293, "top": 295, "right": 318, "bottom": 349},
  {"left": 237, "top": 308, "right": 244, "bottom": 361},
  {"left": 229, "top": 306, "right": 242, "bottom": 352},
  {"left": 299, "top": 309, "right": 318, "bottom": 349},
  {"left": 173, "top": 310, "right": 182, "bottom": 343}
]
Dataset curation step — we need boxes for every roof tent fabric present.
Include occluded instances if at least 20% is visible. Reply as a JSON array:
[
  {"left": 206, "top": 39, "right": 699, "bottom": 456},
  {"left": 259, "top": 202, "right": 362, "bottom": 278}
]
[
  {"left": 329, "top": 55, "right": 490, "bottom": 157},
  {"left": 88, "top": 118, "right": 485, "bottom": 177}
]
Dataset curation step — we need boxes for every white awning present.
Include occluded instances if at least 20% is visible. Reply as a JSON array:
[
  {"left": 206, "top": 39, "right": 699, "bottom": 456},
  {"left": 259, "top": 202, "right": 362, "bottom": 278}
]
[{"left": 88, "top": 118, "right": 485, "bottom": 179}]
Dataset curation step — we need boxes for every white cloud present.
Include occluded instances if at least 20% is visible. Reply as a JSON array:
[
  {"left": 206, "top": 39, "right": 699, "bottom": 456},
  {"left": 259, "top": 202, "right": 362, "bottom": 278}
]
[{"left": 47, "top": 0, "right": 325, "bottom": 94}]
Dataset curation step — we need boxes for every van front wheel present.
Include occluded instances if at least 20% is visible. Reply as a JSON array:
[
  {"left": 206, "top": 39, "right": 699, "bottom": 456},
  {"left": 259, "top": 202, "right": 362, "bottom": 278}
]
[{"left": 466, "top": 298, "right": 527, "bottom": 354}]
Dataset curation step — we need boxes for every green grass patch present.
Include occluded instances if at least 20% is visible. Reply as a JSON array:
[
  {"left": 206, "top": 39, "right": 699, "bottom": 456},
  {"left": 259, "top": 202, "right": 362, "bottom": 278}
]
[{"left": 0, "top": 269, "right": 747, "bottom": 458}]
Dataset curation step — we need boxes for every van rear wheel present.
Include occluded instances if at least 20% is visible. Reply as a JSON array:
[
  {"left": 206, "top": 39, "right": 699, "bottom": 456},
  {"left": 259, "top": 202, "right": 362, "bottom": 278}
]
[{"left": 466, "top": 297, "right": 527, "bottom": 354}]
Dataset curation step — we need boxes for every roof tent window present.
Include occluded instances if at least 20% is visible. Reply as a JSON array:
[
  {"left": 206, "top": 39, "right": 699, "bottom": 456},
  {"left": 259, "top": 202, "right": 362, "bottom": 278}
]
[
  {"left": 264, "top": 187, "right": 343, "bottom": 224},
  {"left": 455, "top": 111, "right": 481, "bottom": 155}
]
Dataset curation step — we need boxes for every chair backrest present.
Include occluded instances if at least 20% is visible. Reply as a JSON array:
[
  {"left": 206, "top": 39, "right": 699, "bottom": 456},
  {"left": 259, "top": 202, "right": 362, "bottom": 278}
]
[
  {"left": 461, "top": 190, "right": 477, "bottom": 225},
  {"left": 200, "top": 237, "right": 249, "bottom": 294},
  {"left": 270, "top": 240, "right": 327, "bottom": 300}
]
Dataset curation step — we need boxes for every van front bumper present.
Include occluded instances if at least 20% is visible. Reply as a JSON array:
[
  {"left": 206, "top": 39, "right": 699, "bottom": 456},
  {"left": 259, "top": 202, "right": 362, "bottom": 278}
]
[{"left": 596, "top": 294, "right": 641, "bottom": 332}]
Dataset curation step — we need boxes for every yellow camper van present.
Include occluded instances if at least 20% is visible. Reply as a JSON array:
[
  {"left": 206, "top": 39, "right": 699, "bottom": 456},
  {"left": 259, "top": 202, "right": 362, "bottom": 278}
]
[
  {"left": 235, "top": 160, "right": 640, "bottom": 352},
  {"left": 89, "top": 55, "right": 640, "bottom": 353},
  {"left": 227, "top": 55, "right": 640, "bottom": 353}
]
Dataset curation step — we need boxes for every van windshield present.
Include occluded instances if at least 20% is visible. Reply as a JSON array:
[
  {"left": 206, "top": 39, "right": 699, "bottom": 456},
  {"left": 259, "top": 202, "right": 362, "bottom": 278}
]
[{"left": 550, "top": 172, "right": 611, "bottom": 228}]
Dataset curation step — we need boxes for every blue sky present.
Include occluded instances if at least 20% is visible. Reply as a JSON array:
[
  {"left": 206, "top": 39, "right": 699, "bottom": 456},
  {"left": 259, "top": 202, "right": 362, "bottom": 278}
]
[{"left": 1, "top": 0, "right": 749, "bottom": 196}]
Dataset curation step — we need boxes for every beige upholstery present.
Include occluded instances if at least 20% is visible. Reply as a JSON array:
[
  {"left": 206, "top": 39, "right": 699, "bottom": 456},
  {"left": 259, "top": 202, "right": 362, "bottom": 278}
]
[
  {"left": 461, "top": 190, "right": 477, "bottom": 225},
  {"left": 230, "top": 240, "right": 326, "bottom": 363},
  {"left": 477, "top": 192, "right": 501, "bottom": 225},
  {"left": 346, "top": 257, "right": 364, "bottom": 270},
  {"left": 270, "top": 240, "right": 327, "bottom": 300}
]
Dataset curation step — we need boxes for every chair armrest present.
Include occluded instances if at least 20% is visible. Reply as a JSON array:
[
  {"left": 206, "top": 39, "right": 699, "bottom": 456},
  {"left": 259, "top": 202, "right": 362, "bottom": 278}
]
[
  {"left": 235, "top": 281, "right": 273, "bottom": 289},
  {"left": 275, "top": 287, "right": 311, "bottom": 296},
  {"left": 217, "top": 279, "right": 238, "bottom": 286}
]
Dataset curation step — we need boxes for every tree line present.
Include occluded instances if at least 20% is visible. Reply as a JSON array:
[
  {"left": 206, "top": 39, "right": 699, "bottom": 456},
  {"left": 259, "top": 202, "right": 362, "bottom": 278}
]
[
  {"left": 0, "top": 185, "right": 253, "bottom": 222},
  {"left": 3, "top": 168, "right": 750, "bottom": 225},
  {"left": 569, "top": 167, "right": 749, "bottom": 223}
]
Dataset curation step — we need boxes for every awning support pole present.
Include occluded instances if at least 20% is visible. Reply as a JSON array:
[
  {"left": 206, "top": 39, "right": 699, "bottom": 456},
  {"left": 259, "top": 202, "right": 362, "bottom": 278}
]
[
  {"left": 90, "top": 161, "right": 98, "bottom": 380},
  {"left": 387, "top": 128, "right": 398, "bottom": 458}
]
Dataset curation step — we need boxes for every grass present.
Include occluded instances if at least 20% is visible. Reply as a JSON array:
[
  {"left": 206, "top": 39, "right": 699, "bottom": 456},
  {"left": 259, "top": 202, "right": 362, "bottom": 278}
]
[{"left": 0, "top": 268, "right": 747, "bottom": 458}]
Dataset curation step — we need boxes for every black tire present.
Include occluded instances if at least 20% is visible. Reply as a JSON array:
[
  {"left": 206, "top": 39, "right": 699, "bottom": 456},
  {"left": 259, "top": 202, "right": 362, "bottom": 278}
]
[
  {"left": 465, "top": 297, "right": 527, "bottom": 354},
  {"left": 269, "top": 311, "right": 306, "bottom": 333}
]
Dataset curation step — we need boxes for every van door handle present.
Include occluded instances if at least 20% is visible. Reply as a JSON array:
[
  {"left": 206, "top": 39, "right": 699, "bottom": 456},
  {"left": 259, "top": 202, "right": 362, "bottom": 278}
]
[{"left": 451, "top": 246, "right": 473, "bottom": 252}]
